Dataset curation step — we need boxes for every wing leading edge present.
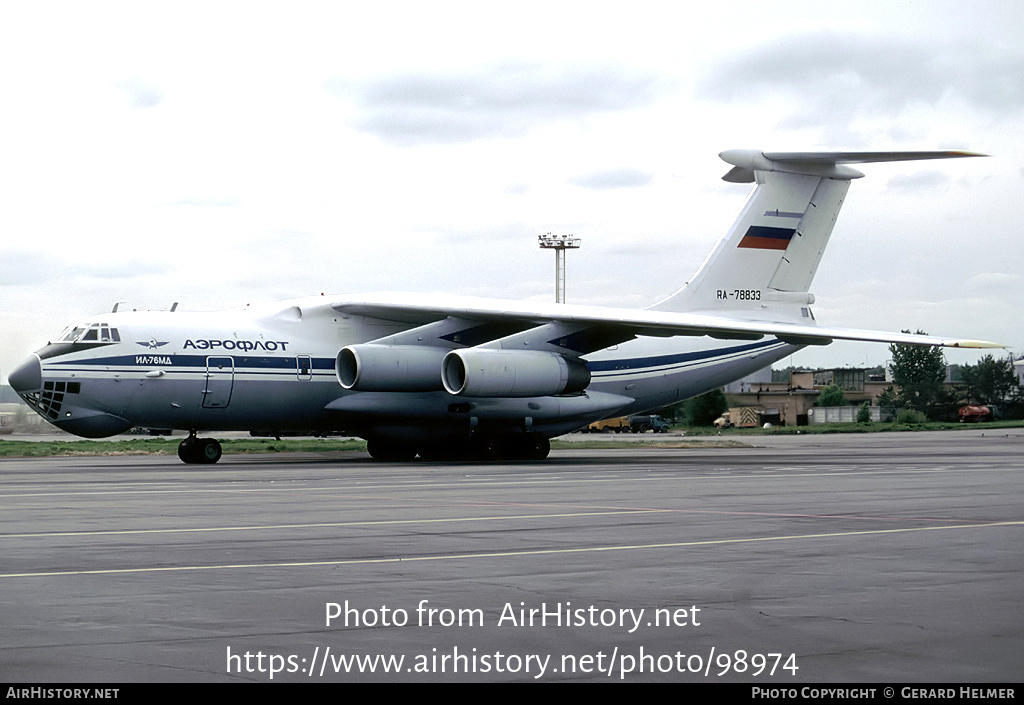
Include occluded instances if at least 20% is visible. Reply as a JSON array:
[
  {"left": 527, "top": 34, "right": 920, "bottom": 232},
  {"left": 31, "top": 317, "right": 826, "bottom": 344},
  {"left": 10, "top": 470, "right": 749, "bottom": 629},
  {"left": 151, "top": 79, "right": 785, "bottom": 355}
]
[{"left": 332, "top": 295, "right": 1002, "bottom": 354}]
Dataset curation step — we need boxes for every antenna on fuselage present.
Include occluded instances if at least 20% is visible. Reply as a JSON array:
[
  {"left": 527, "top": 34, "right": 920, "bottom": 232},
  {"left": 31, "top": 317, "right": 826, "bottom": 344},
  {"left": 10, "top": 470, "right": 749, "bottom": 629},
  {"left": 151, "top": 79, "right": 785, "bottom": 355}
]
[
  {"left": 170, "top": 302, "right": 178, "bottom": 312},
  {"left": 111, "top": 301, "right": 126, "bottom": 313}
]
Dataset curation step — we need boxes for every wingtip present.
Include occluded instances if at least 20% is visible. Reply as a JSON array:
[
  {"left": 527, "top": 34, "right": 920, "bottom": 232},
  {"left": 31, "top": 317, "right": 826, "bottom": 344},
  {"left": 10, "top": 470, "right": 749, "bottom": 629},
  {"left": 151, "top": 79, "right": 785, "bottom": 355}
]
[
  {"left": 944, "top": 150, "right": 989, "bottom": 159},
  {"left": 943, "top": 339, "right": 1005, "bottom": 349}
]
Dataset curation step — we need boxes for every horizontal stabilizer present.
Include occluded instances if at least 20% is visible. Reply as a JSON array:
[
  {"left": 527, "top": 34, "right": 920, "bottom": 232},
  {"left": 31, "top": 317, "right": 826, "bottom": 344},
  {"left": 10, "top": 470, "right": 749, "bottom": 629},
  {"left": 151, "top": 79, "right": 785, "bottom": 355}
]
[{"left": 720, "top": 149, "right": 986, "bottom": 182}]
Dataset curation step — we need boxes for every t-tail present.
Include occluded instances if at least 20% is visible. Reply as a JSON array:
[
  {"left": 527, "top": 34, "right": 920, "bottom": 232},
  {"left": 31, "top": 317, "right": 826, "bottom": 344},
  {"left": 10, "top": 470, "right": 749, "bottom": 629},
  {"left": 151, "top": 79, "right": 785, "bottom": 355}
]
[{"left": 651, "top": 149, "right": 985, "bottom": 320}]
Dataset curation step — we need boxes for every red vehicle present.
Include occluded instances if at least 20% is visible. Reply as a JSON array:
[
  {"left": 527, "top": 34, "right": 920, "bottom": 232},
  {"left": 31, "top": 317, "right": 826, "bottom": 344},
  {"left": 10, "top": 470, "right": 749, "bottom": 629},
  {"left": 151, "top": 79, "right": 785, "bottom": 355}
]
[{"left": 958, "top": 405, "right": 992, "bottom": 422}]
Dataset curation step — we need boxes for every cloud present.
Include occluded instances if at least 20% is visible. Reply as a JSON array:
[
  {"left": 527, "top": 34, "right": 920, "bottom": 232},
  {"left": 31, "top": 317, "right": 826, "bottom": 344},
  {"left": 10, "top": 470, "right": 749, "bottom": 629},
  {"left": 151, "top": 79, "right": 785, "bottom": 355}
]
[
  {"left": 331, "top": 63, "right": 664, "bottom": 145},
  {"left": 0, "top": 252, "right": 54, "bottom": 286},
  {"left": 435, "top": 222, "right": 535, "bottom": 246},
  {"left": 886, "top": 170, "right": 950, "bottom": 191},
  {"left": 162, "top": 198, "right": 241, "bottom": 208},
  {"left": 701, "top": 31, "right": 1024, "bottom": 129},
  {"left": 115, "top": 78, "right": 163, "bottom": 109},
  {"left": 568, "top": 168, "right": 653, "bottom": 190},
  {"left": 0, "top": 251, "right": 171, "bottom": 289},
  {"left": 961, "top": 272, "right": 1021, "bottom": 296},
  {"left": 81, "top": 258, "right": 172, "bottom": 281}
]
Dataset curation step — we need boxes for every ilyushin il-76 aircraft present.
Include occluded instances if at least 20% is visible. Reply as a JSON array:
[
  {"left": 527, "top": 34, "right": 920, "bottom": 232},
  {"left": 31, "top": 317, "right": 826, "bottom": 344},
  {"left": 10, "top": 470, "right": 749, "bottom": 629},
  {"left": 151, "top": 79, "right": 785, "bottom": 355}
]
[{"left": 9, "top": 149, "right": 999, "bottom": 464}]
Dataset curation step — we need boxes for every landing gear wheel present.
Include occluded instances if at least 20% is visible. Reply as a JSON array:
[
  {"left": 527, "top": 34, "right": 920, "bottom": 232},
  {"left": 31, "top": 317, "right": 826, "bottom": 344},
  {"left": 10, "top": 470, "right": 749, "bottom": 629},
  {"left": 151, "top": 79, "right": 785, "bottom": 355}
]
[
  {"left": 468, "top": 434, "right": 503, "bottom": 461},
  {"left": 521, "top": 435, "right": 550, "bottom": 461},
  {"left": 198, "top": 438, "right": 222, "bottom": 464},
  {"left": 366, "top": 438, "right": 417, "bottom": 462},
  {"left": 418, "top": 442, "right": 465, "bottom": 461},
  {"left": 177, "top": 436, "right": 222, "bottom": 464},
  {"left": 177, "top": 438, "right": 197, "bottom": 463},
  {"left": 506, "top": 434, "right": 550, "bottom": 461}
]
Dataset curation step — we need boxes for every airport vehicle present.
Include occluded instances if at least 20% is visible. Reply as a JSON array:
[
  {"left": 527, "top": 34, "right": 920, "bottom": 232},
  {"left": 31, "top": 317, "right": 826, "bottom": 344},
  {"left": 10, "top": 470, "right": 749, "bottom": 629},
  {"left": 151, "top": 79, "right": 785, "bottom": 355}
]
[
  {"left": 958, "top": 405, "right": 992, "bottom": 423},
  {"left": 8, "top": 150, "right": 999, "bottom": 463},
  {"left": 714, "top": 406, "right": 761, "bottom": 429},
  {"left": 628, "top": 415, "right": 671, "bottom": 433},
  {"left": 584, "top": 417, "right": 631, "bottom": 433}
]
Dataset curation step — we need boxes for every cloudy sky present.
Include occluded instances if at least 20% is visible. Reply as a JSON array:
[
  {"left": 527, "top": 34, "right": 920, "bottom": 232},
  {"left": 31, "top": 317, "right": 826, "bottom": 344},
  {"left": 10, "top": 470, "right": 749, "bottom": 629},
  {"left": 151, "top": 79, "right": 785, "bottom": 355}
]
[{"left": 2, "top": 0, "right": 1022, "bottom": 382}]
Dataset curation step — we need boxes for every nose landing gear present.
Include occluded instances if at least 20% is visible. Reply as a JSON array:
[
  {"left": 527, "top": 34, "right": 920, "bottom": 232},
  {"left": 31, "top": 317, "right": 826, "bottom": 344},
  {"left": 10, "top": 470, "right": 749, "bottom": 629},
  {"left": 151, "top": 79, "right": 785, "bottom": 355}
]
[{"left": 177, "top": 433, "right": 223, "bottom": 464}]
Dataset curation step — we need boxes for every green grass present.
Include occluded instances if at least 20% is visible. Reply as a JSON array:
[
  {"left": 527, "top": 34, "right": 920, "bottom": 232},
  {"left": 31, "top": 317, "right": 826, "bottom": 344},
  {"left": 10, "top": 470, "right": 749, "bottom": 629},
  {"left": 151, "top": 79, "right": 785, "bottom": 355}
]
[
  {"left": 0, "top": 436, "right": 745, "bottom": 458},
  {"left": 0, "top": 437, "right": 367, "bottom": 458},
  {"left": 680, "top": 419, "right": 1024, "bottom": 436},
  {"left": 551, "top": 439, "right": 751, "bottom": 449}
]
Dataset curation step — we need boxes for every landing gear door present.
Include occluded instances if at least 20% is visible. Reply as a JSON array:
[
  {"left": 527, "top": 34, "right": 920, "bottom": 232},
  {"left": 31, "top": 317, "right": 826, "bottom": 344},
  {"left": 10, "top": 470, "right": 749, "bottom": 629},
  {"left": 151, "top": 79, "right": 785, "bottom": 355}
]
[{"left": 203, "top": 356, "right": 234, "bottom": 408}]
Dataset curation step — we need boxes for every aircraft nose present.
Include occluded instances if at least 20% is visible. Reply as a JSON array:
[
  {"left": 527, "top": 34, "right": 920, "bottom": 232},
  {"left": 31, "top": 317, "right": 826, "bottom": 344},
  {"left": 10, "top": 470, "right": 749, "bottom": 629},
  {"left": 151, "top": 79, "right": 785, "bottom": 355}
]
[{"left": 8, "top": 355, "right": 41, "bottom": 394}]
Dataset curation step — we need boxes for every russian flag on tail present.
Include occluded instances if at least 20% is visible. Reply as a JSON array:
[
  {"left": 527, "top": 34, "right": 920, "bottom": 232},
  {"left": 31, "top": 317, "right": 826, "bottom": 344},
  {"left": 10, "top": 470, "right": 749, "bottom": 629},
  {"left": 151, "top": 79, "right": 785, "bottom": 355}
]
[{"left": 737, "top": 225, "right": 796, "bottom": 250}]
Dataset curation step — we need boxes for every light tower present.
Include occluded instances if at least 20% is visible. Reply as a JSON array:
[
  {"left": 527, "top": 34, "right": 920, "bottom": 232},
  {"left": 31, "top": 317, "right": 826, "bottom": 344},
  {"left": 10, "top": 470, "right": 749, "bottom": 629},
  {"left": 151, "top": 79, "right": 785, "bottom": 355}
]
[{"left": 537, "top": 232, "right": 581, "bottom": 303}]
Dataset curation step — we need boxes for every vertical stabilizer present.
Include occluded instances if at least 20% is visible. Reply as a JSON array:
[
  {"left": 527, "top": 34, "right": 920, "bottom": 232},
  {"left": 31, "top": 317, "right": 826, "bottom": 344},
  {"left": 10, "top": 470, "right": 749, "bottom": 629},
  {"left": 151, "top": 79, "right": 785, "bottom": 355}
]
[{"left": 651, "top": 149, "right": 984, "bottom": 319}]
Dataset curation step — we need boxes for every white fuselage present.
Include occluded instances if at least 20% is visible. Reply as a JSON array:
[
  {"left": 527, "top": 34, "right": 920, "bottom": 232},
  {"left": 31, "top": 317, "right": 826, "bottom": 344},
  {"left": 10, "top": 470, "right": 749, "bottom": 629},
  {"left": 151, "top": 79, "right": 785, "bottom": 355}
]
[{"left": 14, "top": 297, "right": 798, "bottom": 441}]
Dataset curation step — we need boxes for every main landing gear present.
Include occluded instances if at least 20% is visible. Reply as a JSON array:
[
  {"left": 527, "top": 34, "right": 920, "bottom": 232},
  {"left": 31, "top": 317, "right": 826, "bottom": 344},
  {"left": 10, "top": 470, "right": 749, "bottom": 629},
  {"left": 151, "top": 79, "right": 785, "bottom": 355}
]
[{"left": 177, "top": 433, "right": 223, "bottom": 464}]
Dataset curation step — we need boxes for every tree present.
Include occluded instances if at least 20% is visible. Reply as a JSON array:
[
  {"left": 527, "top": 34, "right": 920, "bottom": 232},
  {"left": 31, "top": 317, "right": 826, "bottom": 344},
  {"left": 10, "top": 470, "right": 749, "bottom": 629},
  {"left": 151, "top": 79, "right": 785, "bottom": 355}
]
[
  {"left": 816, "top": 383, "right": 846, "bottom": 407},
  {"left": 683, "top": 390, "right": 729, "bottom": 426},
  {"left": 856, "top": 401, "right": 872, "bottom": 423},
  {"left": 772, "top": 366, "right": 799, "bottom": 383},
  {"left": 888, "top": 331, "right": 948, "bottom": 415},
  {"left": 960, "top": 354, "right": 1019, "bottom": 405},
  {"left": 876, "top": 386, "right": 898, "bottom": 411}
]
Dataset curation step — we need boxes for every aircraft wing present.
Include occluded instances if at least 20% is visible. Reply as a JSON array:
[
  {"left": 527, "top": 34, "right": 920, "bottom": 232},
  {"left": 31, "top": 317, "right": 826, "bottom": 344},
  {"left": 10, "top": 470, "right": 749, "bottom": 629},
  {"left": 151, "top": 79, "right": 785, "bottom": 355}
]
[{"left": 331, "top": 293, "right": 1002, "bottom": 354}]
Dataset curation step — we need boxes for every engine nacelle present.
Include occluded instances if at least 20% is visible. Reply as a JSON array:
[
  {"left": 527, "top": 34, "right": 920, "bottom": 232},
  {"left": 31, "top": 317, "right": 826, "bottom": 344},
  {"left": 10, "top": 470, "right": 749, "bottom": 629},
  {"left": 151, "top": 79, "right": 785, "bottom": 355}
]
[
  {"left": 442, "top": 349, "right": 591, "bottom": 397},
  {"left": 337, "top": 344, "right": 447, "bottom": 392}
]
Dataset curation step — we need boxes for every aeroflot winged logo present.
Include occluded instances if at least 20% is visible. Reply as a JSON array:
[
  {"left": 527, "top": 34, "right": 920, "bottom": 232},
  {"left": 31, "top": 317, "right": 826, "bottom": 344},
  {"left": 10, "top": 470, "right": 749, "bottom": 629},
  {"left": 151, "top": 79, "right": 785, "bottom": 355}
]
[{"left": 136, "top": 339, "right": 170, "bottom": 350}]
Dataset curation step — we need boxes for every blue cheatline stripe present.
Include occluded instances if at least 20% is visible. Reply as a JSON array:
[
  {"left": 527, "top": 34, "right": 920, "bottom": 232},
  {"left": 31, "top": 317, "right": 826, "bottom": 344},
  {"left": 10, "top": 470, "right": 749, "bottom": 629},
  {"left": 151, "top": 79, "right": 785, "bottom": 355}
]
[
  {"left": 586, "top": 339, "right": 785, "bottom": 374},
  {"left": 47, "top": 354, "right": 337, "bottom": 371}
]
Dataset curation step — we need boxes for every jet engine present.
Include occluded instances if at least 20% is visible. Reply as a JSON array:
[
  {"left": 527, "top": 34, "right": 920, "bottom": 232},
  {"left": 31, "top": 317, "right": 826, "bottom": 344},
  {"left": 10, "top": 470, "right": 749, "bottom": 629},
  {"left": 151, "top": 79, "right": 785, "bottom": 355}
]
[
  {"left": 337, "top": 344, "right": 447, "bottom": 392},
  {"left": 442, "top": 349, "right": 591, "bottom": 397}
]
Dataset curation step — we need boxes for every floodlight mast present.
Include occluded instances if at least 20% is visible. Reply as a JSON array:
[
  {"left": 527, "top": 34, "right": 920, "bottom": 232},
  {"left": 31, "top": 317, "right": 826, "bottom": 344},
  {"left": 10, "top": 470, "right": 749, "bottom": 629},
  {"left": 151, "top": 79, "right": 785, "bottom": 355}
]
[{"left": 537, "top": 232, "right": 581, "bottom": 303}]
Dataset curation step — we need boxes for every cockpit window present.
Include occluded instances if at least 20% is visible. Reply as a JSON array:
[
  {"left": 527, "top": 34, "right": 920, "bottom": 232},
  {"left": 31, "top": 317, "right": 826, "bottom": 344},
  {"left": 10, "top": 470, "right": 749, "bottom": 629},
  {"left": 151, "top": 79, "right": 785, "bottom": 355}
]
[
  {"left": 59, "top": 327, "right": 86, "bottom": 342},
  {"left": 57, "top": 324, "right": 120, "bottom": 344}
]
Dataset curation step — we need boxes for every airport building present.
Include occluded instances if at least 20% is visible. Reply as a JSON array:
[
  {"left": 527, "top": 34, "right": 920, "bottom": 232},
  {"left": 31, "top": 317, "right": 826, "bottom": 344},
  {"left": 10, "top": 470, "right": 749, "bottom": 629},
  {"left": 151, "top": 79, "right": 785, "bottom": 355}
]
[{"left": 723, "top": 368, "right": 889, "bottom": 427}]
